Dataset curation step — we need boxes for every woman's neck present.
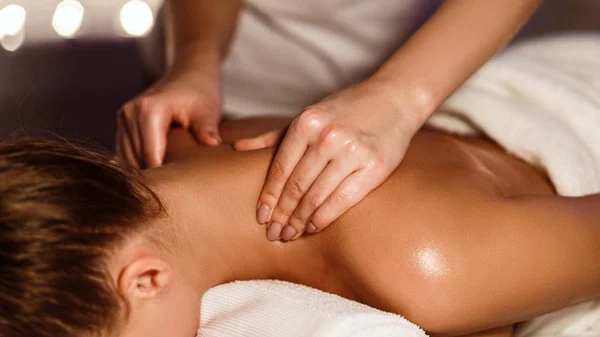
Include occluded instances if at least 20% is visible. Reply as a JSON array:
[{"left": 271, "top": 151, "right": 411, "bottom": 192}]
[{"left": 145, "top": 148, "right": 332, "bottom": 295}]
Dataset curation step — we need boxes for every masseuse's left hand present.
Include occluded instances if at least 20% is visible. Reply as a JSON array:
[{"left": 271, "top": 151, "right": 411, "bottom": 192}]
[
  {"left": 234, "top": 79, "right": 428, "bottom": 241},
  {"left": 234, "top": 0, "right": 541, "bottom": 242}
]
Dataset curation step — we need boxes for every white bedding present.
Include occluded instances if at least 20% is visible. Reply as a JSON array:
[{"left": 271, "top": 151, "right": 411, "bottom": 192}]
[{"left": 198, "top": 280, "right": 426, "bottom": 337}]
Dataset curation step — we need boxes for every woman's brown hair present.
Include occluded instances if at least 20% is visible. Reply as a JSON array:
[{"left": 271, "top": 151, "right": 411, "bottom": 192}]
[{"left": 0, "top": 140, "right": 164, "bottom": 337}]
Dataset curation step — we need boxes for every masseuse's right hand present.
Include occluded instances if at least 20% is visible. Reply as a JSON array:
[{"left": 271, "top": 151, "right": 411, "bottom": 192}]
[{"left": 117, "top": 66, "right": 223, "bottom": 169}]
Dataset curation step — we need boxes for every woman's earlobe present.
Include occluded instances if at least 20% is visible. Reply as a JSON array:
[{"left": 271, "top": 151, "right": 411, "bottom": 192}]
[{"left": 118, "top": 257, "right": 172, "bottom": 300}]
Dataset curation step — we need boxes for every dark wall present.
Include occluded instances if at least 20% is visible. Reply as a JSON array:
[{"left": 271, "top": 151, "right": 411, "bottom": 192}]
[{"left": 0, "top": 40, "right": 148, "bottom": 150}]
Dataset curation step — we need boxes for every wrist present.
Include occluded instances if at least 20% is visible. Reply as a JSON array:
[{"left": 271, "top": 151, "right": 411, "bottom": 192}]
[
  {"left": 168, "top": 40, "right": 222, "bottom": 78},
  {"left": 364, "top": 75, "right": 438, "bottom": 132}
]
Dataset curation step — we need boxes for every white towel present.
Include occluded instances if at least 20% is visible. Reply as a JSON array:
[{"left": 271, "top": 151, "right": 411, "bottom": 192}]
[
  {"left": 198, "top": 33, "right": 600, "bottom": 337},
  {"left": 429, "top": 33, "right": 600, "bottom": 197},
  {"left": 198, "top": 280, "right": 426, "bottom": 337}
]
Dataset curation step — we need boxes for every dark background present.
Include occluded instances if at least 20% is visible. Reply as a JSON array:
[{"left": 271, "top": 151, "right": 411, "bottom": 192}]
[
  {"left": 0, "top": 40, "right": 148, "bottom": 150},
  {"left": 1, "top": 0, "right": 599, "bottom": 151}
]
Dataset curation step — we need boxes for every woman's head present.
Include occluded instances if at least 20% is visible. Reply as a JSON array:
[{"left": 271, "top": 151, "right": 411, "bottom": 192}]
[{"left": 0, "top": 140, "right": 172, "bottom": 337}]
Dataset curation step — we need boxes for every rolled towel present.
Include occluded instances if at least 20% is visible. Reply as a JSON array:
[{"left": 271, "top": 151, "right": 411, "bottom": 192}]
[{"left": 198, "top": 280, "right": 426, "bottom": 337}]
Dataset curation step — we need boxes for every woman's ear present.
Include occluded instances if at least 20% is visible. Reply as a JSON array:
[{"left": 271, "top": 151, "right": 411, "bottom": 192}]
[{"left": 117, "top": 255, "right": 172, "bottom": 301}]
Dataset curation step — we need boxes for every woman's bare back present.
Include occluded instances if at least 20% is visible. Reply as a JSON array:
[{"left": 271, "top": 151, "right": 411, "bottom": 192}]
[
  {"left": 319, "top": 130, "right": 554, "bottom": 332},
  {"left": 164, "top": 118, "right": 597, "bottom": 336}
]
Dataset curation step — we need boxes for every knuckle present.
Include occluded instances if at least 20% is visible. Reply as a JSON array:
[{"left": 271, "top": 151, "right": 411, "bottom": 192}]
[
  {"left": 137, "top": 96, "right": 164, "bottom": 119},
  {"left": 343, "top": 139, "right": 359, "bottom": 155},
  {"left": 287, "top": 179, "right": 306, "bottom": 198},
  {"left": 294, "top": 107, "right": 325, "bottom": 134},
  {"left": 288, "top": 118, "right": 304, "bottom": 136},
  {"left": 319, "top": 125, "right": 346, "bottom": 148},
  {"left": 269, "top": 160, "right": 287, "bottom": 180},
  {"left": 137, "top": 97, "right": 152, "bottom": 112},
  {"left": 260, "top": 190, "right": 279, "bottom": 206},
  {"left": 273, "top": 206, "right": 293, "bottom": 219},
  {"left": 298, "top": 107, "right": 322, "bottom": 122},
  {"left": 359, "top": 149, "right": 385, "bottom": 170},
  {"left": 335, "top": 190, "right": 354, "bottom": 205},
  {"left": 285, "top": 179, "right": 306, "bottom": 198},
  {"left": 287, "top": 215, "right": 306, "bottom": 229},
  {"left": 306, "top": 194, "right": 323, "bottom": 209},
  {"left": 369, "top": 152, "right": 387, "bottom": 168}
]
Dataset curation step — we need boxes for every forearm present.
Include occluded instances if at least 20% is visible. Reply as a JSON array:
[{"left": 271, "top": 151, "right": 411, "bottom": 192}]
[
  {"left": 164, "top": 0, "right": 242, "bottom": 73},
  {"left": 370, "top": 0, "right": 541, "bottom": 125}
]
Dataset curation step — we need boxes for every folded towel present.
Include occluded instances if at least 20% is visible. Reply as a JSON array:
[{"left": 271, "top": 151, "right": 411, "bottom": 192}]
[
  {"left": 198, "top": 33, "right": 600, "bottom": 337},
  {"left": 198, "top": 280, "right": 426, "bottom": 337},
  {"left": 428, "top": 32, "right": 600, "bottom": 337}
]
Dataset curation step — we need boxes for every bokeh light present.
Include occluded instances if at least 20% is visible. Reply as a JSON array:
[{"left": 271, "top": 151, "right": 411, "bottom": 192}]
[
  {"left": 120, "top": 0, "right": 154, "bottom": 37},
  {"left": 52, "top": 0, "right": 85, "bottom": 38},
  {"left": 1, "top": 29, "right": 25, "bottom": 52},
  {"left": 0, "top": 5, "right": 27, "bottom": 37}
]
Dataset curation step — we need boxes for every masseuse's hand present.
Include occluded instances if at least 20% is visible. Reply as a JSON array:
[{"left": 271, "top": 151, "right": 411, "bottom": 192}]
[
  {"left": 117, "top": 67, "right": 222, "bottom": 169},
  {"left": 235, "top": 79, "right": 427, "bottom": 241}
]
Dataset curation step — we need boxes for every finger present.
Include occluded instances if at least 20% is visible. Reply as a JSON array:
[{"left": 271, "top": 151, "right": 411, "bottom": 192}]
[
  {"left": 135, "top": 112, "right": 147, "bottom": 168},
  {"left": 284, "top": 158, "right": 360, "bottom": 240},
  {"left": 310, "top": 169, "right": 379, "bottom": 233},
  {"left": 139, "top": 106, "right": 172, "bottom": 168},
  {"left": 233, "top": 129, "right": 284, "bottom": 151},
  {"left": 269, "top": 147, "right": 330, "bottom": 240},
  {"left": 189, "top": 111, "right": 222, "bottom": 147},
  {"left": 119, "top": 120, "right": 140, "bottom": 169},
  {"left": 123, "top": 103, "right": 143, "bottom": 167},
  {"left": 258, "top": 127, "right": 308, "bottom": 228},
  {"left": 117, "top": 108, "right": 140, "bottom": 169}
]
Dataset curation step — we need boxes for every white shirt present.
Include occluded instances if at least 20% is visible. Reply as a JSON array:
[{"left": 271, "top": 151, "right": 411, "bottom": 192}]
[{"left": 222, "top": 0, "right": 440, "bottom": 118}]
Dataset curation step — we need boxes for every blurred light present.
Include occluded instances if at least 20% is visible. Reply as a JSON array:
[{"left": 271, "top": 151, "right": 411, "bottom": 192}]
[
  {"left": 52, "top": 0, "right": 85, "bottom": 38},
  {"left": 1, "top": 29, "right": 25, "bottom": 52},
  {"left": 0, "top": 5, "right": 27, "bottom": 37},
  {"left": 120, "top": 0, "right": 154, "bottom": 37}
]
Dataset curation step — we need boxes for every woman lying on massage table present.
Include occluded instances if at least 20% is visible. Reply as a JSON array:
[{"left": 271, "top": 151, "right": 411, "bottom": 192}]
[{"left": 1, "top": 116, "right": 599, "bottom": 337}]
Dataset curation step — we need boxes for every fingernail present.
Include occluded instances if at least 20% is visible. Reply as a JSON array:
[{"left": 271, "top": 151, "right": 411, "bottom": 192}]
[
  {"left": 210, "top": 132, "right": 222, "bottom": 143},
  {"left": 306, "top": 223, "right": 317, "bottom": 233},
  {"left": 267, "top": 222, "right": 283, "bottom": 241},
  {"left": 257, "top": 204, "right": 270, "bottom": 224},
  {"left": 281, "top": 226, "right": 297, "bottom": 241}
]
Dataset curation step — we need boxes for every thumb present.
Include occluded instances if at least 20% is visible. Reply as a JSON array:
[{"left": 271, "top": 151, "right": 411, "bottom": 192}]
[
  {"left": 140, "top": 107, "right": 172, "bottom": 168},
  {"left": 190, "top": 112, "right": 222, "bottom": 147},
  {"left": 233, "top": 129, "right": 284, "bottom": 151}
]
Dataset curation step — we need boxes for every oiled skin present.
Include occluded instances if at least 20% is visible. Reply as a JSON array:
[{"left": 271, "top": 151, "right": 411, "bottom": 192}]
[{"left": 161, "top": 117, "right": 599, "bottom": 337}]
